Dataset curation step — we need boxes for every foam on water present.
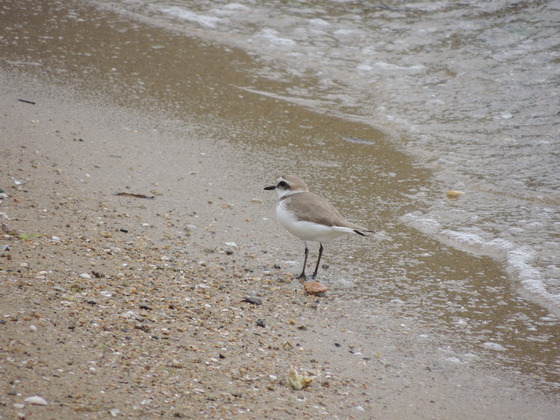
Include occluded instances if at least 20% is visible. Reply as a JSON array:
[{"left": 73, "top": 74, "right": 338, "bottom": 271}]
[
  {"left": 159, "top": 6, "right": 222, "bottom": 28},
  {"left": 401, "top": 211, "right": 560, "bottom": 316}
]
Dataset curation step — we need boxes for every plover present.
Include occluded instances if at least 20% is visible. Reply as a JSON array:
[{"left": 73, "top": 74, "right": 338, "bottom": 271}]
[{"left": 265, "top": 175, "right": 373, "bottom": 278}]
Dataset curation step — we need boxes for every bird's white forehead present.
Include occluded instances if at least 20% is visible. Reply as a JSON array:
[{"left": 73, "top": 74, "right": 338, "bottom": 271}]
[
  {"left": 273, "top": 175, "right": 308, "bottom": 195},
  {"left": 275, "top": 176, "right": 291, "bottom": 190}
]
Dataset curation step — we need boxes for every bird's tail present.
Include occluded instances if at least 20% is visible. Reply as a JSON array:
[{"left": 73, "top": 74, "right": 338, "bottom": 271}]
[{"left": 353, "top": 229, "right": 374, "bottom": 236}]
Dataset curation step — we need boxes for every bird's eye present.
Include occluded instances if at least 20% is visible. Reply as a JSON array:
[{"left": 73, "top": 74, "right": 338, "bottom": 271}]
[{"left": 278, "top": 181, "right": 288, "bottom": 188}]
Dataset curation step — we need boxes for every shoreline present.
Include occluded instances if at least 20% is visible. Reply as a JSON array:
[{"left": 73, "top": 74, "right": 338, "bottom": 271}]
[{"left": 1, "top": 69, "right": 558, "bottom": 419}]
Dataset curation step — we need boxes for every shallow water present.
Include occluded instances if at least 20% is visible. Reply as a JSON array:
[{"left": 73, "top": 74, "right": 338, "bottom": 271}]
[{"left": 2, "top": 0, "right": 558, "bottom": 391}]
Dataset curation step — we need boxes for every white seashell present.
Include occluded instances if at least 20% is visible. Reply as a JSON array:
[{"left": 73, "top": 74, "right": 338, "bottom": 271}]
[
  {"left": 24, "top": 395, "right": 48, "bottom": 406},
  {"left": 287, "top": 367, "right": 313, "bottom": 390},
  {"left": 109, "top": 408, "right": 122, "bottom": 417},
  {"left": 121, "top": 311, "right": 137, "bottom": 319}
]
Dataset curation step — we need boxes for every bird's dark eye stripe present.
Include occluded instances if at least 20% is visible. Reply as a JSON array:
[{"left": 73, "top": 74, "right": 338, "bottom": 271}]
[{"left": 278, "top": 181, "right": 288, "bottom": 188}]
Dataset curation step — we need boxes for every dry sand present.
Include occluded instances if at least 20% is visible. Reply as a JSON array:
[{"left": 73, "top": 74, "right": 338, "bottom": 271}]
[{"left": 1, "top": 72, "right": 558, "bottom": 419}]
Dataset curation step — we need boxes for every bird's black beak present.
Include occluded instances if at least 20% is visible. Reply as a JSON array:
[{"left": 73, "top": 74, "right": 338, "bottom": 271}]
[{"left": 264, "top": 185, "right": 276, "bottom": 190}]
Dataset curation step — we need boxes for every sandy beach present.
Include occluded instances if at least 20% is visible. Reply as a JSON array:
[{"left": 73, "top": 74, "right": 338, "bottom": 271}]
[
  {"left": 1, "top": 69, "right": 558, "bottom": 419},
  {"left": 1, "top": 0, "right": 559, "bottom": 417}
]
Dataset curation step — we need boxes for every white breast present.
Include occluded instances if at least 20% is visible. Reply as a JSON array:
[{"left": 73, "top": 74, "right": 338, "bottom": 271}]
[{"left": 276, "top": 200, "right": 353, "bottom": 243}]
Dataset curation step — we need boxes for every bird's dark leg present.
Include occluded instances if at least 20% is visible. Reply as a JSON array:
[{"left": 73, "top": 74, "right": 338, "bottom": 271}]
[
  {"left": 298, "top": 243, "right": 309, "bottom": 279},
  {"left": 312, "top": 243, "right": 324, "bottom": 279}
]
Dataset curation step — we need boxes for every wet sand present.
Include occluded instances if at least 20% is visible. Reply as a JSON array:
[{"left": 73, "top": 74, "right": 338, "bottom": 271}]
[{"left": 1, "top": 69, "right": 558, "bottom": 419}]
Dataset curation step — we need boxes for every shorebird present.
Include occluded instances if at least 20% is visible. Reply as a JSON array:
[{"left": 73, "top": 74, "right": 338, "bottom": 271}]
[{"left": 265, "top": 175, "right": 373, "bottom": 278}]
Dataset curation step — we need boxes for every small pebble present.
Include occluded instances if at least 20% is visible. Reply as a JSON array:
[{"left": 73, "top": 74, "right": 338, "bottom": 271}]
[
  {"left": 242, "top": 297, "right": 262, "bottom": 305},
  {"left": 446, "top": 190, "right": 465, "bottom": 199},
  {"left": 170, "top": 359, "right": 184, "bottom": 368}
]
